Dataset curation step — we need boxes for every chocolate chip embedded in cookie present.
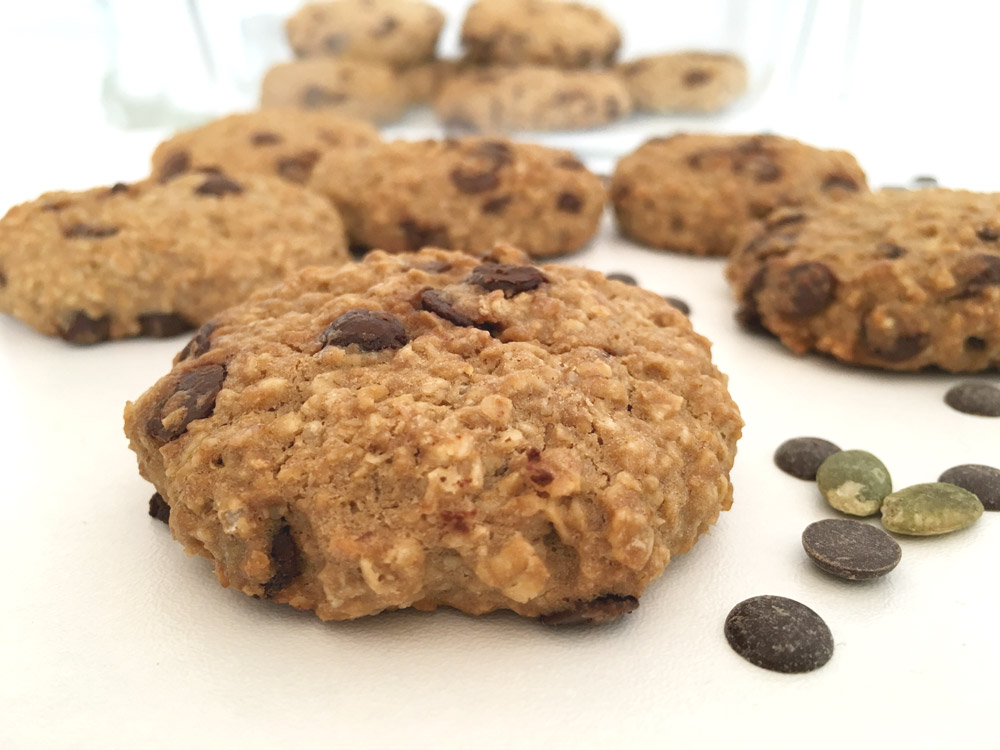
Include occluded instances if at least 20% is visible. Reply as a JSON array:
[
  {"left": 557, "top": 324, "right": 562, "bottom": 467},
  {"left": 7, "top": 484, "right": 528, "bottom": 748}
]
[
  {"left": 435, "top": 66, "right": 631, "bottom": 133},
  {"left": 151, "top": 110, "right": 379, "bottom": 185},
  {"left": 726, "top": 189, "right": 1000, "bottom": 372},
  {"left": 461, "top": 0, "right": 621, "bottom": 68},
  {"left": 309, "top": 137, "right": 605, "bottom": 257},
  {"left": 123, "top": 247, "right": 742, "bottom": 623},
  {"left": 0, "top": 174, "right": 349, "bottom": 343},
  {"left": 619, "top": 52, "right": 748, "bottom": 113},
  {"left": 612, "top": 134, "right": 868, "bottom": 256},
  {"left": 286, "top": 0, "right": 445, "bottom": 68}
]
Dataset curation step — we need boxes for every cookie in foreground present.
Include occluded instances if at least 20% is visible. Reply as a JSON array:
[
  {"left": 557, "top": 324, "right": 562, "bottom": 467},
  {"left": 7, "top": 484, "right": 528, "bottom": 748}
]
[
  {"left": 727, "top": 188, "right": 1000, "bottom": 372},
  {"left": 124, "top": 246, "right": 743, "bottom": 623},
  {"left": 0, "top": 174, "right": 348, "bottom": 344}
]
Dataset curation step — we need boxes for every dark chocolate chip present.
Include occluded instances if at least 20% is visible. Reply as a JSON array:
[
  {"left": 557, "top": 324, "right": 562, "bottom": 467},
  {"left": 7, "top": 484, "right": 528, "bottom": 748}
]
[
  {"left": 683, "top": 69, "right": 711, "bottom": 87},
  {"left": 977, "top": 226, "right": 999, "bottom": 242},
  {"left": 913, "top": 175, "right": 938, "bottom": 187},
  {"left": 664, "top": 296, "right": 691, "bottom": 315},
  {"left": 320, "top": 309, "right": 408, "bottom": 352},
  {"left": 859, "top": 316, "right": 929, "bottom": 362},
  {"left": 467, "top": 263, "right": 548, "bottom": 297},
  {"left": 539, "top": 594, "right": 639, "bottom": 626},
  {"left": 474, "top": 140, "right": 513, "bottom": 167},
  {"left": 774, "top": 437, "right": 842, "bottom": 480},
  {"left": 724, "top": 595, "right": 834, "bottom": 673},
  {"left": 944, "top": 381, "right": 1000, "bottom": 417},
  {"left": 414, "top": 261, "right": 452, "bottom": 274},
  {"left": 556, "top": 192, "right": 583, "bottom": 213},
  {"left": 63, "top": 223, "right": 119, "bottom": 239},
  {"left": 251, "top": 131, "right": 283, "bottom": 146},
  {"left": 749, "top": 159, "right": 782, "bottom": 183},
  {"left": 159, "top": 150, "right": 190, "bottom": 181},
  {"left": 557, "top": 156, "right": 586, "bottom": 171},
  {"left": 736, "top": 267, "right": 768, "bottom": 331},
  {"left": 400, "top": 220, "right": 450, "bottom": 251},
  {"left": 195, "top": 174, "right": 243, "bottom": 197},
  {"left": 938, "top": 464, "right": 1000, "bottom": 511},
  {"left": 177, "top": 321, "right": 217, "bottom": 361},
  {"left": 323, "top": 33, "right": 348, "bottom": 53},
  {"left": 303, "top": 86, "right": 348, "bottom": 109},
  {"left": 481, "top": 194, "right": 513, "bottom": 214},
  {"left": 952, "top": 253, "right": 1000, "bottom": 298},
  {"left": 801, "top": 519, "right": 901, "bottom": 580},
  {"left": 450, "top": 168, "right": 500, "bottom": 194},
  {"left": 822, "top": 174, "right": 860, "bottom": 192},
  {"left": 876, "top": 242, "right": 907, "bottom": 259},
  {"left": 148, "top": 492, "right": 170, "bottom": 524},
  {"left": 0, "top": 269, "right": 7, "bottom": 287},
  {"left": 262, "top": 522, "right": 302, "bottom": 598},
  {"left": 349, "top": 242, "right": 372, "bottom": 259},
  {"left": 371, "top": 15, "right": 398, "bottom": 36},
  {"left": 965, "top": 336, "right": 987, "bottom": 351},
  {"left": 138, "top": 312, "right": 195, "bottom": 339},
  {"left": 420, "top": 289, "right": 476, "bottom": 327},
  {"left": 58, "top": 311, "right": 112, "bottom": 345},
  {"left": 606, "top": 272, "right": 637, "bottom": 285},
  {"left": 784, "top": 262, "right": 836, "bottom": 316},
  {"left": 276, "top": 151, "right": 320, "bottom": 183},
  {"left": 146, "top": 364, "right": 227, "bottom": 442},
  {"left": 109, "top": 182, "right": 130, "bottom": 195}
]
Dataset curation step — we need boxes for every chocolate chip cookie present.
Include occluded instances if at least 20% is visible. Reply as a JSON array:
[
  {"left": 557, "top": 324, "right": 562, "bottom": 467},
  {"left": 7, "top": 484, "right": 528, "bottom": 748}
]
[
  {"left": 151, "top": 110, "right": 380, "bottom": 185},
  {"left": 727, "top": 189, "right": 1000, "bottom": 372},
  {"left": 461, "top": 0, "right": 621, "bottom": 68},
  {"left": 435, "top": 66, "right": 631, "bottom": 133},
  {"left": 123, "top": 246, "right": 742, "bottom": 623},
  {"left": 309, "top": 137, "right": 605, "bottom": 258},
  {"left": 286, "top": 0, "right": 445, "bottom": 68},
  {"left": 0, "top": 174, "right": 348, "bottom": 344},
  {"left": 261, "top": 59, "right": 408, "bottom": 123},
  {"left": 612, "top": 134, "right": 868, "bottom": 256},
  {"left": 619, "top": 52, "right": 748, "bottom": 113}
]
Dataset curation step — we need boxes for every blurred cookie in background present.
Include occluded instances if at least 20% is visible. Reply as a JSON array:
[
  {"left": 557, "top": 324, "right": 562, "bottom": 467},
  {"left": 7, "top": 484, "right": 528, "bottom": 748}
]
[{"left": 619, "top": 52, "right": 748, "bottom": 114}]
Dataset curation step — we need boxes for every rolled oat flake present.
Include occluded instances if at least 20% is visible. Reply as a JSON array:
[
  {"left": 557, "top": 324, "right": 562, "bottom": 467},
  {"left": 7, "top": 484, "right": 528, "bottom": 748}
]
[
  {"left": 801, "top": 519, "right": 901, "bottom": 580},
  {"left": 880, "top": 482, "right": 984, "bottom": 536},
  {"left": 724, "top": 595, "right": 834, "bottom": 673},
  {"left": 816, "top": 449, "right": 892, "bottom": 516}
]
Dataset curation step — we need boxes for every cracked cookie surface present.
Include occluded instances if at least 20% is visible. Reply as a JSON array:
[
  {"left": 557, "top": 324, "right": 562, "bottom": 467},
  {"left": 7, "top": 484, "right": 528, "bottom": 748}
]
[
  {"left": 123, "top": 246, "right": 742, "bottom": 623},
  {"left": 726, "top": 189, "right": 1000, "bottom": 371}
]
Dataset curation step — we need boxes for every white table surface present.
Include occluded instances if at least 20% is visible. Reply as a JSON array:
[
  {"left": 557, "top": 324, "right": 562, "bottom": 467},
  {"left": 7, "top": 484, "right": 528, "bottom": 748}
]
[{"left": 3, "top": 3, "right": 1000, "bottom": 749}]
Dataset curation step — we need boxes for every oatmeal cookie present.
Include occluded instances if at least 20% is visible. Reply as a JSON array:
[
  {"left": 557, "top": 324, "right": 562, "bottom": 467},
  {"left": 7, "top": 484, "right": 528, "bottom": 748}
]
[
  {"left": 461, "top": 0, "right": 621, "bottom": 68},
  {"left": 308, "top": 137, "right": 605, "bottom": 258},
  {"left": 151, "top": 110, "right": 380, "bottom": 185},
  {"left": 123, "top": 246, "right": 742, "bottom": 623},
  {"left": 612, "top": 134, "right": 868, "bottom": 256},
  {"left": 619, "top": 52, "right": 748, "bottom": 113},
  {"left": 0, "top": 174, "right": 348, "bottom": 343},
  {"left": 286, "top": 0, "right": 445, "bottom": 68},
  {"left": 435, "top": 66, "right": 631, "bottom": 133},
  {"left": 727, "top": 189, "right": 1000, "bottom": 372}
]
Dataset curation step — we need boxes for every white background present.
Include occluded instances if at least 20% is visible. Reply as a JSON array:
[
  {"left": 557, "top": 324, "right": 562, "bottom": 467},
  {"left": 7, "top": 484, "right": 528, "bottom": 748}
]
[{"left": 2, "top": 2, "right": 999, "bottom": 749}]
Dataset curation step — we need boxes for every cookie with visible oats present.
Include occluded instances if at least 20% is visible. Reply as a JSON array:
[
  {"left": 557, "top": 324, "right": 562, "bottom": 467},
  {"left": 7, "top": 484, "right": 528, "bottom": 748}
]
[
  {"left": 611, "top": 134, "right": 868, "bottom": 256},
  {"left": 726, "top": 189, "right": 1000, "bottom": 372},
  {"left": 0, "top": 174, "right": 348, "bottom": 344},
  {"left": 619, "top": 52, "right": 748, "bottom": 113},
  {"left": 123, "top": 246, "right": 742, "bottom": 624},
  {"left": 151, "top": 110, "right": 380, "bottom": 185},
  {"left": 309, "top": 137, "right": 605, "bottom": 257},
  {"left": 286, "top": 0, "right": 445, "bottom": 68},
  {"left": 435, "top": 66, "right": 631, "bottom": 133}
]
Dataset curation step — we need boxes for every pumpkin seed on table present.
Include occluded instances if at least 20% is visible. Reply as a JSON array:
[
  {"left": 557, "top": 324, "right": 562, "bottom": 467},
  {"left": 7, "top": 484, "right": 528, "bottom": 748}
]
[
  {"left": 816, "top": 450, "right": 892, "bottom": 516},
  {"left": 801, "top": 519, "right": 901, "bottom": 580},
  {"left": 880, "top": 483, "right": 984, "bottom": 536},
  {"left": 938, "top": 464, "right": 1000, "bottom": 511},
  {"left": 774, "top": 437, "right": 841, "bottom": 480}
]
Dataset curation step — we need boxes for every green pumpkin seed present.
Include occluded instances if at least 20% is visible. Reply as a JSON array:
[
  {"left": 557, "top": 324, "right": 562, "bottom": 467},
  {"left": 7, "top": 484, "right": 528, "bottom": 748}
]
[
  {"left": 881, "top": 483, "right": 984, "bottom": 536},
  {"left": 816, "top": 450, "right": 892, "bottom": 516}
]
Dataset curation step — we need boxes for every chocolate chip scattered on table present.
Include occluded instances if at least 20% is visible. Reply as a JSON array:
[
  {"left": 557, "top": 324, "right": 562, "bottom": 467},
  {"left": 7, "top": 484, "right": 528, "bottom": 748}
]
[
  {"left": 802, "top": 519, "right": 901, "bottom": 580},
  {"left": 775, "top": 437, "right": 842, "bottom": 480},
  {"left": 944, "top": 381, "right": 1000, "bottom": 416},
  {"left": 938, "top": 464, "right": 1000, "bottom": 511},
  {"left": 724, "top": 595, "right": 834, "bottom": 673}
]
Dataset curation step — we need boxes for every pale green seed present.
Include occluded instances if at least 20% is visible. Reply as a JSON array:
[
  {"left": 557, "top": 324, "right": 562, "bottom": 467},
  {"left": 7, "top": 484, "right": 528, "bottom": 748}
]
[
  {"left": 881, "top": 483, "right": 984, "bottom": 536},
  {"left": 815, "top": 450, "right": 892, "bottom": 516}
]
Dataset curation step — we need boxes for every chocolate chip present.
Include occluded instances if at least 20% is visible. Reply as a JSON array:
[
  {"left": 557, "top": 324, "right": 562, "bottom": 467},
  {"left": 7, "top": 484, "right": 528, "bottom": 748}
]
[
  {"left": 467, "top": 263, "right": 548, "bottom": 297},
  {"left": 801, "top": 519, "right": 901, "bottom": 580},
  {"left": 683, "top": 69, "right": 711, "bottom": 87},
  {"left": 939, "top": 464, "right": 1000, "bottom": 511},
  {"left": 913, "top": 175, "right": 938, "bottom": 187},
  {"left": 664, "top": 296, "right": 691, "bottom": 315},
  {"left": 349, "top": 242, "right": 372, "bottom": 259},
  {"left": 303, "top": 86, "right": 348, "bottom": 109},
  {"left": 876, "top": 242, "right": 907, "bottom": 259},
  {"left": 177, "top": 321, "right": 217, "bottom": 361},
  {"left": 951, "top": 254, "right": 1000, "bottom": 298},
  {"left": 783, "top": 262, "right": 836, "bottom": 316},
  {"left": 859, "top": 316, "right": 929, "bottom": 362},
  {"left": 976, "top": 226, "right": 999, "bottom": 242},
  {"left": 148, "top": 492, "right": 170, "bottom": 524},
  {"left": 767, "top": 212, "right": 805, "bottom": 230},
  {"left": 195, "top": 174, "right": 243, "bottom": 197},
  {"left": 138, "top": 312, "right": 195, "bottom": 339},
  {"left": 323, "top": 33, "right": 348, "bottom": 53},
  {"left": 58, "top": 310, "right": 111, "bottom": 344},
  {"left": 965, "top": 336, "right": 987, "bottom": 351},
  {"left": 320, "top": 309, "right": 408, "bottom": 352},
  {"left": 450, "top": 168, "right": 500, "bottom": 194},
  {"left": 276, "top": 151, "right": 320, "bottom": 183},
  {"left": 109, "top": 182, "right": 130, "bottom": 195},
  {"left": 0, "top": 269, "right": 7, "bottom": 287},
  {"left": 474, "top": 140, "right": 513, "bottom": 168},
  {"left": 371, "top": 15, "right": 398, "bottom": 36},
  {"left": 604, "top": 95, "right": 622, "bottom": 120},
  {"left": 944, "top": 381, "right": 1000, "bottom": 417},
  {"left": 159, "top": 150, "right": 190, "bottom": 181},
  {"left": 822, "top": 174, "right": 860, "bottom": 192},
  {"left": 63, "top": 223, "right": 119, "bottom": 239},
  {"left": 400, "top": 220, "right": 450, "bottom": 251},
  {"left": 420, "top": 289, "right": 476, "bottom": 327},
  {"left": 774, "top": 437, "right": 842, "bottom": 480},
  {"left": 736, "top": 267, "right": 768, "bottom": 331},
  {"left": 749, "top": 158, "right": 783, "bottom": 183},
  {"left": 557, "top": 157, "right": 585, "bottom": 171},
  {"left": 414, "top": 261, "right": 452, "bottom": 273},
  {"left": 724, "top": 595, "right": 834, "bottom": 673},
  {"left": 557, "top": 192, "right": 583, "bottom": 213},
  {"left": 146, "top": 364, "right": 226, "bottom": 442},
  {"left": 262, "top": 522, "right": 302, "bottom": 598},
  {"left": 606, "top": 272, "right": 637, "bottom": 285},
  {"left": 481, "top": 194, "right": 513, "bottom": 214},
  {"left": 251, "top": 131, "right": 283, "bottom": 146},
  {"left": 539, "top": 594, "right": 638, "bottom": 626}
]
